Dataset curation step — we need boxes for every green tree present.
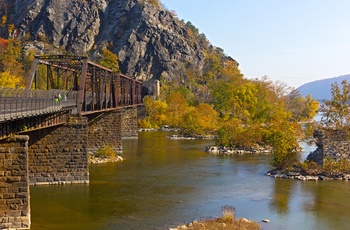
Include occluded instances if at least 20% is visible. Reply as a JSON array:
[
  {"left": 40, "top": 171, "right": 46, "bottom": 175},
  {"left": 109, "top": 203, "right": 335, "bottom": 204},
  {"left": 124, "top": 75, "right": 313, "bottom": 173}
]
[
  {"left": 185, "top": 21, "right": 199, "bottom": 38},
  {"left": 321, "top": 80, "right": 350, "bottom": 128}
]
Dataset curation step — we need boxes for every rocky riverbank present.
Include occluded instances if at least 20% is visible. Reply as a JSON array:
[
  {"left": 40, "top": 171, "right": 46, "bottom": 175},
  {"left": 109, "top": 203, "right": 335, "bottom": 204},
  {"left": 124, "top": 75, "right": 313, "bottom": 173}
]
[
  {"left": 138, "top": 126, "right": 181, "bottom": 132},
  {"left": 205, "top": 145, "right": 273, "bottom": 155},
  {"left": 266, "top": 168, "right": 350, "bottom": 181},
  {"left": 167, "top": 134, "right": 216, "bottom": 140},
  {"left": 169, "top": 217, "right": 260, "bottom": 230},
  {"left": 88, "top": 155, "right": 124, "bottom": 164}
]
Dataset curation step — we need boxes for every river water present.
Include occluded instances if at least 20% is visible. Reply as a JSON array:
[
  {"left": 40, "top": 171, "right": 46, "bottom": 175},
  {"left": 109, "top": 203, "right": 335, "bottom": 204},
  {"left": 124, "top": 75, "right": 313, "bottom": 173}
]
[{"left": 30, "top": 131, "right": 350, "bottom": 230}]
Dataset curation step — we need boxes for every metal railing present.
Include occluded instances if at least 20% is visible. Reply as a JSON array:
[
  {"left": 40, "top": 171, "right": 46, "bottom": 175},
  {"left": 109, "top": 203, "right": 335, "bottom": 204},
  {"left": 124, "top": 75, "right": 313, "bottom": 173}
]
[{"left": 0, "top": 88, "right": 77, "bottom": 122}]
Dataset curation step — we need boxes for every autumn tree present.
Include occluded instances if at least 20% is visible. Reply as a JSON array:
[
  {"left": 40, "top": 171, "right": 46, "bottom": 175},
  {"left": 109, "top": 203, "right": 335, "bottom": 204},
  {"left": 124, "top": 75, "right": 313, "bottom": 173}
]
[
  {"left": 213, "top": 77, "right": 302, "bottom": 169},
  {"left": 182, "top": 103, "right": 218, "bottom": 135},
  {"left": 0, "top": 38, "right": 25, "bottom": 87},
  {"left": 284, "top": 89, "right": 319, "bottom": 122},
  {"left": 165, "top": 91, "right": 189, "bottom": 127},
  {"left": 98, "top": 48, "right": 120, "bottom": 72},
  {"left": 0, "top": 71, "right": 21, "bottom": 88},
  {"left": 139, "top": 96, "right": 167, "bottom": 128}
]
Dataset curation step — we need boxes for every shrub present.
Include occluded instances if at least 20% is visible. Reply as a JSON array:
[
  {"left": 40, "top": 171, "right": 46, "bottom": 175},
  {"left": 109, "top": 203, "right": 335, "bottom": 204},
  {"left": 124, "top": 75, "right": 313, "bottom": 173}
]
[
  {"left": 301, "top": 161, "right": 320, "bottom": 175},
  {"left": 322, "top": 158, "right": 350, "bottom": 175},
  {"left": 221, "top": 205, "right": 236, "bottom": 222},
  {"left": 95, "top": 144, "right": 116, "bottom": 158}
]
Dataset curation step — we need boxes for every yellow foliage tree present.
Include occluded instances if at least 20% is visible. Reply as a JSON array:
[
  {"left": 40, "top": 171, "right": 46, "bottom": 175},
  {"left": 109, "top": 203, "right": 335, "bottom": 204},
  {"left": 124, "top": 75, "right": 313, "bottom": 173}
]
[
  {"left": 139, "top": 96, "right": 168, "bottom": 128},
  {"left": 98, "top": 48, "right": 120, "bottom": 72},
  {"left": 0, "top": 71, "right": 21, "bottom": 88},
  {"left": 166, "top": 91, "right": 189, "bottom": 127},
  {"left": 1, "top": 15, "right": 6, "bottom": 27},
  {"left": 182, "top": 103, "right": 218, "bottom": 135}
]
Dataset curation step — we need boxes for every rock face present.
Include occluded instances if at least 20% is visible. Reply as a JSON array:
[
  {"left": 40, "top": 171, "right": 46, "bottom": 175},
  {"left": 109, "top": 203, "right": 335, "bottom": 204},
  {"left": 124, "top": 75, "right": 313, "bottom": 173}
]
[{"left": 4, "top": 0, "right": 206, "bottom": 84}]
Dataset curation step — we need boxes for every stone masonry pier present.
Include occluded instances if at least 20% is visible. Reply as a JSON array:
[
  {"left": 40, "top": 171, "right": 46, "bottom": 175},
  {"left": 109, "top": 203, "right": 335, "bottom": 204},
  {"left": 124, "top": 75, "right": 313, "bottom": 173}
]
[
  {"left": 0, "top": 136, "right": 30, "bottom": 229},
  {"left": 0, "top": 107, "right": 140, "bottom": 229},
  {"left": 28, "top": 116, "right": 89, "bottom": 185}
]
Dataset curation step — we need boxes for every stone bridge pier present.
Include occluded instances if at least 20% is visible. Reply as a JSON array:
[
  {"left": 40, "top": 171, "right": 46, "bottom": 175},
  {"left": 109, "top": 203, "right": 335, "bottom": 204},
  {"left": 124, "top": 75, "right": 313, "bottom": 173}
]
[
  {"left": 27, "top": 116, "right": 89, "bottom": 185},
  {"left": 0, "top": 136, "right": 30, "bottom": 229},
  {"left": 0, "top": 106, "right": 139, "bottom": 229},
  {"left": 86, "top": 107, "right": 138, "bottom": 153}
]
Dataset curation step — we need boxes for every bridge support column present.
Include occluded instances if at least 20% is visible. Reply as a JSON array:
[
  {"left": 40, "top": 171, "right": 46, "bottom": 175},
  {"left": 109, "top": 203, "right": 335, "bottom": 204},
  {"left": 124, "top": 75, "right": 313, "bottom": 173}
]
[
  {"left": 87, "top": 110, "right": 123, "bottom": 153},
  {"left": 121, "top": 107, "right": 138, "bottom": 139},
  {"left": 28, "top": 116, "right": 89, "bottom": 185},
  {"left": 0, "top": 136, "right": 30, "bottom": 229}
]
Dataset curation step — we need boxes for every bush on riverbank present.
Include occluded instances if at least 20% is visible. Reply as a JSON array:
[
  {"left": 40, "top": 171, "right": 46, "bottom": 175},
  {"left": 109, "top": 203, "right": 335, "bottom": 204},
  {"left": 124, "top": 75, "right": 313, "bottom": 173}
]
[
  {"left": 267, "top": 159, "right": 350, "bottom": 180},
  {"left": 95, "top": 144, "right": 116, "bottom": 157},
  {"left": 302, "top": 158, "right": 350, "bottom": 176},
  {"left": 170, "top": 206, "right": 260, "bottom": 230},
  {"left": 89, "top": 144, "right": 123, "bottom": 164}
]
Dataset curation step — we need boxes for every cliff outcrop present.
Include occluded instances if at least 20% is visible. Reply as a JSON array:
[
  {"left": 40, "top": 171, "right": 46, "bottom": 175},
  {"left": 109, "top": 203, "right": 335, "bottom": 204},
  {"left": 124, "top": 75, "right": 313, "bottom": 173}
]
[{"left": 3, "top": 0, "right": 207, "bottom": 85}]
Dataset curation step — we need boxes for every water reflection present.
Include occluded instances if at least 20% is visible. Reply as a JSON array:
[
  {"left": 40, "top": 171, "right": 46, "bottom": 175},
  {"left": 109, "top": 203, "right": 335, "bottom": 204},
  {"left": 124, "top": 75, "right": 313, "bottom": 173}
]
[
  {"left": 30, "top": 131, "right": 350, "bottom": 230},
  {"left": 299, "top": 181, "right": 350, "bottom": 230},
  {"left": 269, "top": 179, "right": 294, "bottom": 214}
]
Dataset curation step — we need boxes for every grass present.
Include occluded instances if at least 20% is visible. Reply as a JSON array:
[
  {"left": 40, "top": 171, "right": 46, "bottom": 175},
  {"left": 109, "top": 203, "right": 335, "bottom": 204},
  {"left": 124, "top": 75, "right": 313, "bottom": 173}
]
[{"left": 173, "top": 206, "right": 261, "bottom": 230}]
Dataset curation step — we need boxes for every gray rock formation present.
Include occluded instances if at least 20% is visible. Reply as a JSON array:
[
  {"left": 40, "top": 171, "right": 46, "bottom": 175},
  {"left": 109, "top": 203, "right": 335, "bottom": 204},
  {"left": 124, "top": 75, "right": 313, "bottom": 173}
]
[{"left": 4, "top": 0, "right": 206, "bottom": 85}]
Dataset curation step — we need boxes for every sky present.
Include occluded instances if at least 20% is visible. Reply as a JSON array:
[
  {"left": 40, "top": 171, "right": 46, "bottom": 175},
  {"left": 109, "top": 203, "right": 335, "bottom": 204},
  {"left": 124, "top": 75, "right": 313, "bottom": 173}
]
[{"left": 160, "top": 0, "right": 350, "bottom": 88}]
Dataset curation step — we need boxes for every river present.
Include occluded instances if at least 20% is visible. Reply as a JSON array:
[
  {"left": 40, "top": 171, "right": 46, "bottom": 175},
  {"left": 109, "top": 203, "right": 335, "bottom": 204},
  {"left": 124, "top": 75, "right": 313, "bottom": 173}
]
[{"left": 30, "top": 131, "right": 350, "bottom": 230}]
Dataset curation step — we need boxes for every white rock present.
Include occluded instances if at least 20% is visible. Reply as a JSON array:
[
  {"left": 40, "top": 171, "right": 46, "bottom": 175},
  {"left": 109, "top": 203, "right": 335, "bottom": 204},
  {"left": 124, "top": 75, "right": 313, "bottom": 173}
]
[{"left": 241, "top": 218, "right": 251, "bottom": 223}]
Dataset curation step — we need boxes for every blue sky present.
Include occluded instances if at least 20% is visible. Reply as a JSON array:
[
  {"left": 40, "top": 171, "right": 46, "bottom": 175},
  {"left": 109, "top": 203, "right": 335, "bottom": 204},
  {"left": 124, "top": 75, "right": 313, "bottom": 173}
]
[{"left": 160, "top": 0, "right": 350, "bottom": 88}]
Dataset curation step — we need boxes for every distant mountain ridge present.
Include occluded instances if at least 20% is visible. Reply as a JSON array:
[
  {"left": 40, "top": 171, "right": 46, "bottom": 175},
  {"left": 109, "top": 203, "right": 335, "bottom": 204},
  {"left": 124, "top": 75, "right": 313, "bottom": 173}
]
[{"left": 297, "top": 74, "right": 350, "bottom": 100}]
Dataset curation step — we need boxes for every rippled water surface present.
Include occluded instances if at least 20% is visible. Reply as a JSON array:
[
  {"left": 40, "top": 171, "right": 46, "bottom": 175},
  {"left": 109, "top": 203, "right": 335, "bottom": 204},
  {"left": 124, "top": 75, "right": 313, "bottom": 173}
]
[{"left": 31, "top": 131, "right": 350, "bottom": 230}]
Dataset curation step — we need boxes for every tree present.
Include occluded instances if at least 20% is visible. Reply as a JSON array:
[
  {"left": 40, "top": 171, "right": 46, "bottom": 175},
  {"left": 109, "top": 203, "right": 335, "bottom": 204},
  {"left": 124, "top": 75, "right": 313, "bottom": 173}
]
[
  {"left": 182, "top": 103, "right": 218, "bottom": 135},
  {"left": 0, "top": 71, "right": 21, "bottom": 88},
  {"left": 321, "top": 80, "right": 350, "bottom": 128},
  {"left": 98, "top": 48, "right": 120, "bottom": 72},
  {"left": 139, "top": 96, "right": 167, "bottom": 128},
  {"left": 0, "top": 38, "right": 25, "bottom": 86},
  {"left": 166, "top": 91, "right": 189, "bottom": 127},
  {"left": 213, "top": 77, "right": 302, "bottom": 169},
  {"left": 185, "top": 21, "right": 199, "bottom": 38},
  {"left": 284, "top": 89, "right": 319, "bottom": 122}
]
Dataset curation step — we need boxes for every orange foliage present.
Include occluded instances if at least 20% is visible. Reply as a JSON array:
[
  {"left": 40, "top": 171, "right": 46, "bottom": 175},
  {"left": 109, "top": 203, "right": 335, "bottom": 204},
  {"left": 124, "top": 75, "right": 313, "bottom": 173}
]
[
  {"left": 0, "top": 37, "right": 7, "bottom": 48},
  {"left": 166, "top": 92, "right": 189, "bottom": 127}
]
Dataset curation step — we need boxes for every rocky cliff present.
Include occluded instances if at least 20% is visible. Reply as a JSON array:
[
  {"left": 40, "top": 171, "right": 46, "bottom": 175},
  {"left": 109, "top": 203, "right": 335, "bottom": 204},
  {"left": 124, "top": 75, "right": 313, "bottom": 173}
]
[{"left": 3, "top": 0, "right": 207, "bottom": 84}]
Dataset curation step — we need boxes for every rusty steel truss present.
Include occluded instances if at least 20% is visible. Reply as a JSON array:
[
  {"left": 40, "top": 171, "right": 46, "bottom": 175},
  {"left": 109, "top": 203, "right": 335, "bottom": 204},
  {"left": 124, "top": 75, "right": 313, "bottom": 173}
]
[
  {"left": 26, "top": 55, "right": 143, "bottom": 115},
  {"left": 0, "top": 55, "right": 143, "bottom": 139}
]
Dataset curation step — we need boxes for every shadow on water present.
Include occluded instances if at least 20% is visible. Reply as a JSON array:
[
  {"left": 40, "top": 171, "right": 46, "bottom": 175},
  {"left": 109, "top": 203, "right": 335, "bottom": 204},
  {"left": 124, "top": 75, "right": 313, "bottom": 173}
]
[{"left": 31, "top": 131, "right": 350, "bottom": 230}]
